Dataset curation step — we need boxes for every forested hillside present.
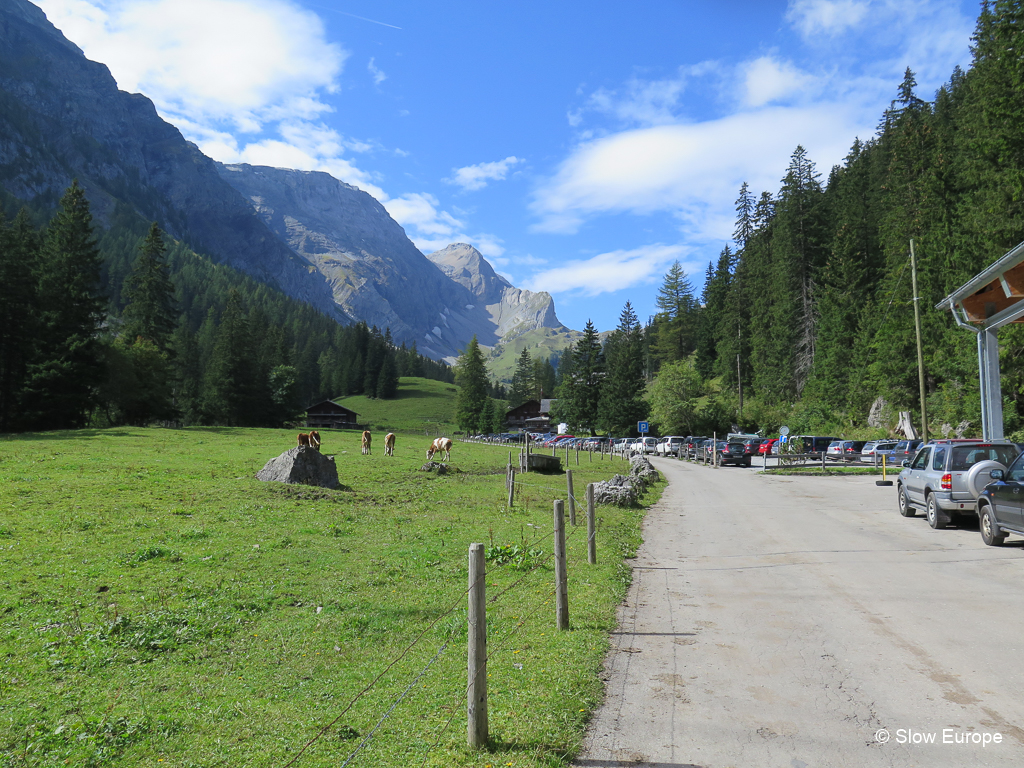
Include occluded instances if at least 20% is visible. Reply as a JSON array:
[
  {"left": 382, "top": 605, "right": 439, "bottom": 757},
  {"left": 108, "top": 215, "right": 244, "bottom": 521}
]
[
  {"left": 0, "top": 185, "right": 453, "bottom": 432},
  {"left": 644, "top": 2, "right": 1024, "bottom": 440}
]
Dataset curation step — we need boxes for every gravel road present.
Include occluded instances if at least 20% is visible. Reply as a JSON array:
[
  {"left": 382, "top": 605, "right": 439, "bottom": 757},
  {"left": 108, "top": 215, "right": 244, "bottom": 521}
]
[{"left": 573, "top": 457, "right": 1024, "bottom": 767}]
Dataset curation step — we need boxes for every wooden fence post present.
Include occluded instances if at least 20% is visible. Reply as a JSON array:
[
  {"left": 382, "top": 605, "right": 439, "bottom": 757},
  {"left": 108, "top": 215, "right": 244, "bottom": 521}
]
[
  {"left": 554, "top": 500, "right": 569, "bottom": 630},
  {"left": 467, "top": 543, "right": 488, "bottom": 748},
  {"left": 586, "top": 483, "right": 596, "bottom": 565},
  {"left": 507, "top": 467, "right": 515, "bottom": 507},
  {"left": 566, "top": 470, "right": 576, "bottom": 526}
]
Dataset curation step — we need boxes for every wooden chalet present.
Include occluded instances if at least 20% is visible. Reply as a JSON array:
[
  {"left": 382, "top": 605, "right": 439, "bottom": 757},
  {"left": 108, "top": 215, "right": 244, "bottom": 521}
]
[
  {"left": 505, "top": 398, "right": 556, "bottom": 429},
  {"left": 304, "top": 400, "right": 358, "bottom": 429}
]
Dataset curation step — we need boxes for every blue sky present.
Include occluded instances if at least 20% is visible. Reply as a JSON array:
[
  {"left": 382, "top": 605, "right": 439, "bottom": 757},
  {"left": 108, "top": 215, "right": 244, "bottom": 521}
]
[{"left": 38, "top": 0, "right": 978, "bottom": 334}]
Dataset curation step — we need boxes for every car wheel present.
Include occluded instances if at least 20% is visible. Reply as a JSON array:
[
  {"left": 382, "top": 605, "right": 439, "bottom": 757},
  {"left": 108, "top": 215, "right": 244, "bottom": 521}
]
[
  {"left": 926, "top": 494, "right": 947, "bottom": 529},
  {"left": 898, "top": 486, "right": 915, "bottom": 517},
  {"left": 979, "top": 503, "right": 1006, "bottom": 546}
]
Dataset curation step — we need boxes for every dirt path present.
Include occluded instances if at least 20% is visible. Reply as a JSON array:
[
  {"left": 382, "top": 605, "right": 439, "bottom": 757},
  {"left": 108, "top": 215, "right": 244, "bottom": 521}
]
[{"left": 573, "top": 458, "right": 1024, "bottom": 767}]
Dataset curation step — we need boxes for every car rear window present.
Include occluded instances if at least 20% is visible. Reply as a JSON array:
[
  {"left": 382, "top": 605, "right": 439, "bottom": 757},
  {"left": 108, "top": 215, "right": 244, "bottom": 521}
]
[{"left": 949, "top": 445, "right": 1018, "bottom": 471}]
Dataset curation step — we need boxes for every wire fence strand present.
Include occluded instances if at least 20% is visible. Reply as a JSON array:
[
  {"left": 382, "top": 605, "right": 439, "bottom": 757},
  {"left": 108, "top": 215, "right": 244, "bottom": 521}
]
[{"left": 281, "top": 572, "right": 485, "bottom": 768}]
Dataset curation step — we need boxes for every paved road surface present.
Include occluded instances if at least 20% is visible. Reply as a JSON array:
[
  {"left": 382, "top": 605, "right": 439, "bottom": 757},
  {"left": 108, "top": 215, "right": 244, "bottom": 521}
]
[{"left": 574, "top": 457, "right": 1024, "bottom": 767}]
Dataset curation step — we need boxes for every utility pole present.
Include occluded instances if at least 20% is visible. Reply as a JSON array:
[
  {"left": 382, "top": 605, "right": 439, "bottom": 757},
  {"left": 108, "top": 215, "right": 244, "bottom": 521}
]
[
  {"left": 910, "top": 240, "right": 928, "bottom": 443},
  {"left": 737, "top": 324, "right": 743, "bottom": 419}
]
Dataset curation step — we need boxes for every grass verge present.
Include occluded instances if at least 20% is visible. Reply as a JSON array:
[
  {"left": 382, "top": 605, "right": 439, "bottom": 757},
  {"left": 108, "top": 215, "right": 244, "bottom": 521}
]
[{"left": 0, "top": 427, "right": 657, "bottom": 767}]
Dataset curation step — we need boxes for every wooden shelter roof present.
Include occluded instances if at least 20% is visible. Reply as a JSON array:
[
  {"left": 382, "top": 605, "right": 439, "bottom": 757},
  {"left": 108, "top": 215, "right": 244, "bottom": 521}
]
[{"left": 937, "top": 240, "right": 1024, "bottom": 329}]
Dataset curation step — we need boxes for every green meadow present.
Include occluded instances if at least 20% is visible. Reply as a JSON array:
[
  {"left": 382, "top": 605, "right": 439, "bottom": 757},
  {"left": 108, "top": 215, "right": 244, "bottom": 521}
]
[
  {"left": 334, "top": 377, "right": 459, "bottom": 434},
  {"left": 0, "top": 427, "right": 656, "bottom": 768}
]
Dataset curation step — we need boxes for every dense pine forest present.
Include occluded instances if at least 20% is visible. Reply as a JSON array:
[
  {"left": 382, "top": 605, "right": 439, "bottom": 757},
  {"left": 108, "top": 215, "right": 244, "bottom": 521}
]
[
  {"left": 636, "top": 2, "right": 1024, "bottom": 440},
  {"left": 0, "top": 184, "right": 453, "bottom": 432}
]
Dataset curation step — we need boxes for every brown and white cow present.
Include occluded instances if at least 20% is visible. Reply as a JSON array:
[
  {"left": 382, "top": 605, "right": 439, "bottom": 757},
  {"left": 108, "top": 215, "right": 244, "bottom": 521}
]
[
  {"left": 308, "top": 430, "right": 321, "bottom": 452},
  {"left": 297, "top": 432, "right": 311, "bottom": 448},
  {"left": 426, "top": 436, "right": 452, "bottom": 462},
  {"left": 362, "top": 430, "right": 372, "bottom": 455},
  {"left": 384, "top": 432, "right": 396, "bottom": 456}
]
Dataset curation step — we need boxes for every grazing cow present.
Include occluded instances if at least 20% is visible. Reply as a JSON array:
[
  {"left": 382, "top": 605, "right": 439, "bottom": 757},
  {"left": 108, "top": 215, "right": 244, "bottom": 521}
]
[
  {"left": 297, "top": 432, "right": 311, "bottom": 448},
  {"left": 426, "top": 436, "right": 453, "bottom": 462},
  {"left": 384, "top": 432, "right": 396, "bottom": 456},
  {"left": 308, "top": 430, "right": 321, "bottom": 452},
  {"left": 362, "top": 430, "right": 372, "bottom": 455}
]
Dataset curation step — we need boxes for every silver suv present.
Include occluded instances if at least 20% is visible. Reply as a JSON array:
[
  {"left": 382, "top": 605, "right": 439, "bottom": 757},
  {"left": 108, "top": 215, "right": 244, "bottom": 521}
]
[{"left": 897, "top": 440, "right": 1019, "bottom": 529}]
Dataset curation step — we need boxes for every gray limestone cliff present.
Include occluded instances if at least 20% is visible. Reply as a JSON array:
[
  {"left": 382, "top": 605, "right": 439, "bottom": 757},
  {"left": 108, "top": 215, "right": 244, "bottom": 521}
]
[
  {"left": 427, "top": 243, "right": 566, "bottom": 339},
  {"left": 218, "top": 165, "right": 568, "bottom": 360},
  {"left": 0, "top": 0, "right": 341, "bottom": 318}
]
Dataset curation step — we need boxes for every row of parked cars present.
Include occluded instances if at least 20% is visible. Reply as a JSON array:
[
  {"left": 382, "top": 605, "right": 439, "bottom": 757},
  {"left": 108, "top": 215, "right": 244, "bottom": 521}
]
[{"left": 895, "top": 437, "right": 1024, "bottom": 546}]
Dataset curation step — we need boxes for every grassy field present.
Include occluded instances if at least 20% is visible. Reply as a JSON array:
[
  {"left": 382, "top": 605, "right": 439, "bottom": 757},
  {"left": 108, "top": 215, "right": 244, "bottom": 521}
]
[
  {"left": 0, "top": 427, "right": 656, "bottom": 768},
  {"left": 334, "top": 377, "right": 458, "bottom": 434}
]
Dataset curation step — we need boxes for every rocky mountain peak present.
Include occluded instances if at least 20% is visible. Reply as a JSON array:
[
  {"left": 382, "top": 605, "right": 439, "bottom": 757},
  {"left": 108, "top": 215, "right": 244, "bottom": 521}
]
[{"left": 427, "top": 243, "right": 511, "bottom": 305}]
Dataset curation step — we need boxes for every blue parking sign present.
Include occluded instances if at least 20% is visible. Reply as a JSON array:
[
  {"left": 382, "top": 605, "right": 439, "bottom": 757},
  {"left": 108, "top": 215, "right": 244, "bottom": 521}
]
[{"left": 638, "top": 421, "right": 649, "bottom": 434}]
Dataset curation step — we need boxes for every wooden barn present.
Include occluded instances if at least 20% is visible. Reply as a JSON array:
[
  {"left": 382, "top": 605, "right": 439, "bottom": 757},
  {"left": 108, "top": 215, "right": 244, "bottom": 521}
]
[
  {"left": 505, "top": 398, "right": 556, "bottom": 429},
  {"left": 304, "top": 400, "right": 358, "bottom": 430}
]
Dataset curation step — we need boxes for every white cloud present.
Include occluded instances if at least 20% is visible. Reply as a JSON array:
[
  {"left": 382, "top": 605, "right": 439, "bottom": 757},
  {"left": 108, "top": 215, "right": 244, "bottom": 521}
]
[
  {"left": 34, "top": 0, "right": 392, "bottom": 195},
  {"left": 447, "top": 156, "right": 523, "bottom": 192},
  {"left": 585, "top": 72, "right": 687, "bottom": 126},
  {"left": 38, "top": 0, "right": 345, "bottom": 129},
  {"left": 531, "top": 103, "right": 870, "bottom": 237},
  {"left": 786, "top": 0, "right": 870, "bottom": 38},
  {"left": 383, "top": 193, "right": 505, "bottom": 258},
  {"left": 741, "top": 57, "right": 819, "bottom": 108},
  {"left": 368, "top": 57, "right": 387, "bottom": 86},
  {"left": 523, "top": 245, "right": 694, "bottom": 297}
]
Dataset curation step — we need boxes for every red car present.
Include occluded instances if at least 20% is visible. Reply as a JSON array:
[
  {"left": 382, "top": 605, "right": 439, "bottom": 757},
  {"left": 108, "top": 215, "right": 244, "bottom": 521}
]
[{"left": 758, "top": 438, "right": 779, "bottom": 455}]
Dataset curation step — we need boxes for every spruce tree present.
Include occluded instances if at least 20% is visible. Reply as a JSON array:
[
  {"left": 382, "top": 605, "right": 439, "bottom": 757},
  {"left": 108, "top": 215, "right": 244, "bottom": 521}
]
[
  {"left": 24, "top": 182, "right": 107, "bottom": 429},
  {"left": 0, "top": 211, "right": 39, "bottom": 431},
  {"left": 204, "top": 290, "right": 260, "bottom": 426},
  {"left": 509, "top": 348, "right": 536, "bottom": 407},
  {"left": 650, "top": 261, "right": 697, "bottom": 366},
  {"left": 375, "top": 353, "right": 399, "bottom": 399},
  {"left": 553, "top": 321, "right": 604, "bottom": 433},
  {"left": 455, "top": 336, "right": 489, "bottom": 433},
  {"left": 598, "top": 303, "right": 648, "bottom": 435},
  {"left": 120, "top": 223, "right": 177, "bottom": 352}
]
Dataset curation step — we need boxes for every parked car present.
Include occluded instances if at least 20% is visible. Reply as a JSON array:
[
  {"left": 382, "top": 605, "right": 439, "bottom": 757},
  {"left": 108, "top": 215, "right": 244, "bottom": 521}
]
[
  {"left": 825, "top": 440, "right": 846, "bottom": 461},
  {"left": 684, "top": 436, "right": 709, "bottom": 456},
  {"left": 656, "top": 436, "right": 686, "bottom": 456},
  {"left": 897, "top": 439, "right": 1020, "bottom": 528},
  {"left": 892, "top": 439, "right": 925, "bottom": 463},
  {"left": 842, "top": 440, "right": 868, "bottom": 461},
  {"left": 758, "top": 438, "right": 779, "bottom": 455},
  {"left": 632, "top": 437, "right": 658, "bottom": 455},
  {"left": 862, "top": 440, "right": 897, "bottom": 458},
  {"left": 795, "top": 435, "right": 841, "bottom": 454},
  {"left": 977, "top": 452, "right": 1024, "bottom": 545},
  {"left": 716, "top": 441, "right": 751, "bottom": 467},
  {"left": 740, "top": 438, "right": 763, "bottom": 458}
]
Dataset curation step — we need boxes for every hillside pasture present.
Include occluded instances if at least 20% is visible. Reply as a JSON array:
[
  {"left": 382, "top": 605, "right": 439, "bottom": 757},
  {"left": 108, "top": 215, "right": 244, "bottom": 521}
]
[
  {"left": 334, "top": 377, "right": 458, "bottom": 434},
  {"left": 0, "top": 427, "right": 656, "bottom": 767}
]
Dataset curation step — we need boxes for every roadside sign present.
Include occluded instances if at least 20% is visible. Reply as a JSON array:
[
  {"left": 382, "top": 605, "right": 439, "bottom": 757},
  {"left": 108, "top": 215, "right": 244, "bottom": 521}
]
[
  {"left": 780, "top": 426, "right": 790, "bottom": 436},
  {"left": 638, "top": 421, "right": 649, "bottom": 434}
]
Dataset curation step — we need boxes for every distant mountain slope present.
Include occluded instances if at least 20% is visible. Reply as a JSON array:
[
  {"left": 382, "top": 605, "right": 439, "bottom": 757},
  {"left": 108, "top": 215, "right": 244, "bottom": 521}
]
[
  {"left": 426, "top": 243, "right": 565, "bottom": 339},
  {"left": 0, "top": 0, "right": 578, "bottom": 366},
  {"left": 218, "top": 165, "right": 572, "bottom": 361},
  {"left": 0, "top": 0, "right": 341, "bottom": 318}
]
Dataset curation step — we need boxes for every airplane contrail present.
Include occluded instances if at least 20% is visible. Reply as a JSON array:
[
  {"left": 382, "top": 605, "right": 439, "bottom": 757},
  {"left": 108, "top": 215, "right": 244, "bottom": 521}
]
[{"left": 307, "top": 3, "right": 402, "bottom": 30}]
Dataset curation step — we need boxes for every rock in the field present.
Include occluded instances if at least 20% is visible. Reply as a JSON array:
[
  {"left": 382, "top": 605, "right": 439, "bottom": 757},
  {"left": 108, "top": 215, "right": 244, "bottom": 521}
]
[
  {"left": 591, "top": 474, "right": 638, "bottom": 507},
  {"left": 629, "top": 455, "right": 661, "bottom": 485},
  {"left": 419, "top": 461, "right": 450, "bottom": 474},
  {"left": 257, "top": 446, "right": 340, "bottom": 489}
]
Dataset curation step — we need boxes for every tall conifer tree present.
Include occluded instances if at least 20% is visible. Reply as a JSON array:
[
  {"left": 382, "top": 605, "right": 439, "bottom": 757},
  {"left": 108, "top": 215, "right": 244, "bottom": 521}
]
[{"left": 24, "top": 182, "right": 107, "bottom": 429}]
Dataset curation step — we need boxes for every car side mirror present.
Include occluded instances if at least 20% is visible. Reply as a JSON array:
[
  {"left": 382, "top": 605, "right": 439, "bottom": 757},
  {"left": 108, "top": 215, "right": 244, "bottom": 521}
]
[
  {"left": 901, "top": 460, "right": 910, "bottom": 468},
  {"left": 990, "top": 469, "right": 1005, "bottom": 481}
]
